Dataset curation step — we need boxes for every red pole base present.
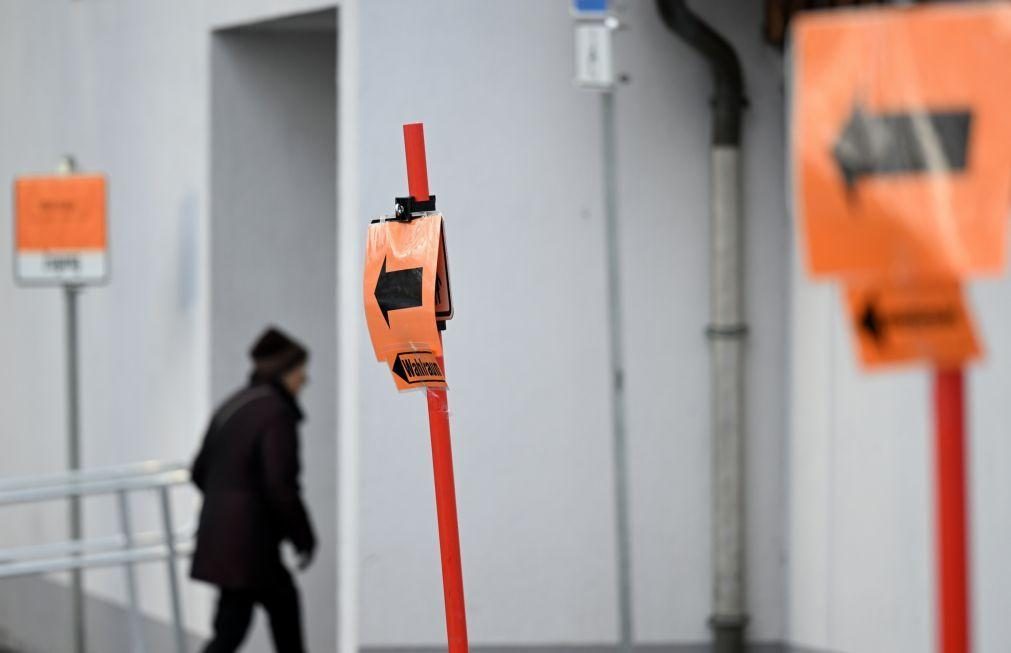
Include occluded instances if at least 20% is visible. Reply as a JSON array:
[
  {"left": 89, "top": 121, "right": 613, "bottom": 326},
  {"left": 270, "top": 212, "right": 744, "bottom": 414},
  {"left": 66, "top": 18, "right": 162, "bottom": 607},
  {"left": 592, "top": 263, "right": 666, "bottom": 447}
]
[
  {"left": 427, "top": 361, "right": 469, "bottom": 653},
  {"left": 934, "top": 368, "right": 970, "bottom": 653}
]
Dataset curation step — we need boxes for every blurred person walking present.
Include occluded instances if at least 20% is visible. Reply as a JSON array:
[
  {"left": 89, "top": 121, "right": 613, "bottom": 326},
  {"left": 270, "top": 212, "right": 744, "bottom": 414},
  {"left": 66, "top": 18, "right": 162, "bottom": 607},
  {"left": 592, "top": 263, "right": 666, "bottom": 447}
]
[{"left": 190, "top": 327, "right": 317, "bottom": 653}]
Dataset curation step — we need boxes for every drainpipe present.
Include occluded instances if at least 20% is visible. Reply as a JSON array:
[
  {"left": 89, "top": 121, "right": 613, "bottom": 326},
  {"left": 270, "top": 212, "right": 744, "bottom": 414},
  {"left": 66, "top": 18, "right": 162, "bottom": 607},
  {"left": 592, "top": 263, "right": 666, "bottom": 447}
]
[{"left": 656, "top": 2, "right": 748, "bottom": 653}]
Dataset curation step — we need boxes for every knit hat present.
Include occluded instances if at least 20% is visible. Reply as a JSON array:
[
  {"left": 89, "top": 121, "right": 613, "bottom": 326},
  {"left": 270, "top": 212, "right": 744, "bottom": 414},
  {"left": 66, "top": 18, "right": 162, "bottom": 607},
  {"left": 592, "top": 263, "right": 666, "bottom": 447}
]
[{"left": 250, "top": 327, "right": 308, "bottom": 381}]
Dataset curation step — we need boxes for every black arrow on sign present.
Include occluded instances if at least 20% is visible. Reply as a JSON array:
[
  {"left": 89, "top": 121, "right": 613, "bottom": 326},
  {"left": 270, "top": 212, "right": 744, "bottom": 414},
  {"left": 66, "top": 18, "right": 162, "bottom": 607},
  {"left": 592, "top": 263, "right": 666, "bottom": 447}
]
[
  {"left": 391, "top": 355, "right": 411, "bottom": 383},
  {"left": 375, "top": 256, "right": 423, "bottom": 326},
  {"left": 833, "top": 104, "right": 972, "bottom": 190},
  {"left": 859, "top": 300, "right": 884, "bottom": 343},
  {"left": 391, "top": 352, "right": 443, "bottom": 384},
  {"left": 858, "top": 298, "right": 958, "bottom": 346}
]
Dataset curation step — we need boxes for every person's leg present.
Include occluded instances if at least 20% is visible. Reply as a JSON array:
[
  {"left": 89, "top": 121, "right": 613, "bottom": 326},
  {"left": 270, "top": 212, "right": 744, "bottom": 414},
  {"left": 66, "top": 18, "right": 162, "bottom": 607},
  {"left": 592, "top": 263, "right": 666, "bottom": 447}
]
[
  {"left": 259, "top": 572, "right": 306, "bottom": 653},
  {"left": 202, "top": 589, "right": 256, "bottom": 653}
]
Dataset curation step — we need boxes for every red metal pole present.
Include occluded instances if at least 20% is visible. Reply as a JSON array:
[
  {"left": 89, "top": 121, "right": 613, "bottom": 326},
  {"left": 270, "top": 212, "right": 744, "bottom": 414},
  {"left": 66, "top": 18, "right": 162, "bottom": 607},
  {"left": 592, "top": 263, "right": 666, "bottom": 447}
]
[
  {"left": 405, "top": 123, "right": 431, "bottom": 202},
  {"left": 934, "top": 368, "right": 970, "bottom": 653},
  {"left": 404, "top": 122, "right": 469, "bottom": 653},
  {"left": 427, "top": 370, "right": 468, "bottom": 653}
]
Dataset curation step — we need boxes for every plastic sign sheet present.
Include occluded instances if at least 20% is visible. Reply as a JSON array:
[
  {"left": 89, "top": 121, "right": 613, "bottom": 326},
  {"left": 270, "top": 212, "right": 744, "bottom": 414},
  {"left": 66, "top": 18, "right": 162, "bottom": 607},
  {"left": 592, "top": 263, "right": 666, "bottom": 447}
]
[
  {"left": 14, "top": 175, "right": 108, "bottom": 285},
  {"left": 364, "top": 213, "right": 451, "bottom": 390},
  {"left": 845, "top": 280, "right": 980, "bottom": 369},
  {"left": 791, "top": 4, "right": 1011, "bottom": 280}
]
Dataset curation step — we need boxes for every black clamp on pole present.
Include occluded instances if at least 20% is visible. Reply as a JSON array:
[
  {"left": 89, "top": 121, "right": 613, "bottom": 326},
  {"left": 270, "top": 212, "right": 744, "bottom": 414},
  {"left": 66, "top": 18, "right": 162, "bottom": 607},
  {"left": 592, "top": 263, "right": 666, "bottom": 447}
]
[{"left": 394, "top": 194, "right": 437, "bottom": 220}]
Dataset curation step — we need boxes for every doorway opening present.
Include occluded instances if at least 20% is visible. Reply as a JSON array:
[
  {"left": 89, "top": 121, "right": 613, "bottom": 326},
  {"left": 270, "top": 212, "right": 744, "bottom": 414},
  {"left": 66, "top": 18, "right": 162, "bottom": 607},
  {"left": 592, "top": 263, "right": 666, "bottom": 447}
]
[{"left": 210, "top": 9, "right": 337, "bottom": 652}]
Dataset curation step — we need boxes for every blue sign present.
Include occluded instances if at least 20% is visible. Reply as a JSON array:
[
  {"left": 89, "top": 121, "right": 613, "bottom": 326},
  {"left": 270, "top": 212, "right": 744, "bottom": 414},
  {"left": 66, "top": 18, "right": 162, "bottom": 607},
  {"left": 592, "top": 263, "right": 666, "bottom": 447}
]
[{"left": 573, "top": 0, "right": 608, "bottom": 15}]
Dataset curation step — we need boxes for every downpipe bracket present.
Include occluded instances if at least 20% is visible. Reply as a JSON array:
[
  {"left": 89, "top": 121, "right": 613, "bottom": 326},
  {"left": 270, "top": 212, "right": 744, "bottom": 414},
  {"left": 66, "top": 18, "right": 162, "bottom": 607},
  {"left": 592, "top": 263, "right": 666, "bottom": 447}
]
[{"left": 705, "top": 323, "right": 749, "bottom": 340}]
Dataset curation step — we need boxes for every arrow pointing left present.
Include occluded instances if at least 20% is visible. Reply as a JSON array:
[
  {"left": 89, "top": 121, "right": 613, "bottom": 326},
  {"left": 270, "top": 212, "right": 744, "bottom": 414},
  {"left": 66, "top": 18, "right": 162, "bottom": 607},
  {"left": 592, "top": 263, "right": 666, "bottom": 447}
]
[
  {"left": 834, "top": 104, "right": 972, "bottom": 190},
  {"left": 858, "top": 299, "right": 958, "bottom": 346},
  {"left": 375, "top": 256, "right": 423, "bottom": 326},
  {"left": 860, "top": 300, "right": 884, "bottom": 343}
]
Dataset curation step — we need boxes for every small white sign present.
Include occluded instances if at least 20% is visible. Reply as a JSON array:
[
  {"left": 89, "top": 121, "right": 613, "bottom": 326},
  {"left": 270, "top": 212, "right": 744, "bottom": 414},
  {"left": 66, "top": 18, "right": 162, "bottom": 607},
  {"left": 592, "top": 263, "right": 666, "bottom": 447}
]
[
  {"left": 574, "top": 22, "right": 615, "bottom": 90},
  {"left": 16, "top": 252, "right": 108, "bottom": 284}
]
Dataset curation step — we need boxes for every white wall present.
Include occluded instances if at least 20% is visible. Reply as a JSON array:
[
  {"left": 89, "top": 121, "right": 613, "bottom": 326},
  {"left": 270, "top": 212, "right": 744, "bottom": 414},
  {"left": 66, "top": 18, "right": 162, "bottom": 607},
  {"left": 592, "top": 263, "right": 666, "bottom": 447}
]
[
  {"left": 13, "top": 0, "right": 1011, "bottom": 650},
  {"left": 0, "top": 0, "right": 344, "bottom": 647},
  {"left": 0, "top": 0, "right": 217, "bottom": 637},
  {"left": 787, "top": 262, "right": 935, "bottom": 653},
  {"left": 354, "top": 0, "right": 789, "bottom": 647},
  {"left": 0, "top": 0, "right": 872, "bottom": 650},
  {"left": 967, "top": 276, "right": 1011, "bottom": 653}
]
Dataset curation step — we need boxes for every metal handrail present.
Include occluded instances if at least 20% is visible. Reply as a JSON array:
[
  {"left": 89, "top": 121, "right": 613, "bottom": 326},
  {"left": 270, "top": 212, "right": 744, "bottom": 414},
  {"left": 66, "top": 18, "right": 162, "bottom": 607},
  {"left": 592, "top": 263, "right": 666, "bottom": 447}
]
[
  {"left": 0, "top": 460, "right": 188, "bottom": 492},
  {"left": 0, "top": 539, "right": 197, "bottom": 579},
  {"left": 0, "top": 469, "right": 190, "bottom": 505},
  {"left": 0, "top": 525, "right": 196, "bottom": 564},
  {"left": 0, "top": 461, "right": 194, "bottom": 653}
]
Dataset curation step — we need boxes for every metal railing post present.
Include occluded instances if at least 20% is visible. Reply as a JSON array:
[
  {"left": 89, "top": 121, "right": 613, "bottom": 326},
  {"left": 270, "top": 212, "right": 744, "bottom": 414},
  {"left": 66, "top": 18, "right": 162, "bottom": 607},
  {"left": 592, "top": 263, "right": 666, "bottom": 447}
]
[
  {"left": 158, "top": 486, "right": 186, "bottom": 653},
  {"left": 116, "top": 490, "right": 146, "bottom": 653}
]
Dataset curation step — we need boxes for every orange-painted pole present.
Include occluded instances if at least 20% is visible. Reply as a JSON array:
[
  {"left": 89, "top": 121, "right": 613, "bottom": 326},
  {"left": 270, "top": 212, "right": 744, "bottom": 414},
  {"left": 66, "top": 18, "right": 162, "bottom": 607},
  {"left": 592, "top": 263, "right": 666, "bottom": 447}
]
[
  {"left": 934, "top": 368, "right": 970, "bottom": 653},
  {"left": 404, "top": 122, "right": 469, "bottom": 653}
]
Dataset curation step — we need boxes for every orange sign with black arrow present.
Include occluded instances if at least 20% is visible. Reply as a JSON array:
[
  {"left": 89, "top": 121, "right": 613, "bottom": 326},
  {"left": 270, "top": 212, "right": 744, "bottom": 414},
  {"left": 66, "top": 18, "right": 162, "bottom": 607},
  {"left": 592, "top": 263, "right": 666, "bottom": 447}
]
[
  {"left": 364, "top": 211, "right": 454, "bottom": 390},
  {"left": 792, "top": 4, "right": 1011, "bottom": 280},
  {"left": 388, "top": 351, "right": 447, "bottom": 391},
  {"left": 364, "top": 213, "right": 445, "bottom": 362},
  {"left": 375, "top": 256, "right": 423, "bottom": 327},
  {"left": 845, "top": 280, "right": 980, "bottom": 369},
  {"left": 790, "top": 10, "right": 1009, "bottom": 653},
  {"left": 834, "top": 107, "right": 970, "bottom": 191}
]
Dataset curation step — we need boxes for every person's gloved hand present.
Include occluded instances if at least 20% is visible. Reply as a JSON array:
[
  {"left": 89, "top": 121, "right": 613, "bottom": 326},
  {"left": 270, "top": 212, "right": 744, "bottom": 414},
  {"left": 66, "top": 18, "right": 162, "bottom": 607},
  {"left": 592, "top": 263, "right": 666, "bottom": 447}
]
[{"left": 297, "top": 546, "right": 315, "bottom": 572}]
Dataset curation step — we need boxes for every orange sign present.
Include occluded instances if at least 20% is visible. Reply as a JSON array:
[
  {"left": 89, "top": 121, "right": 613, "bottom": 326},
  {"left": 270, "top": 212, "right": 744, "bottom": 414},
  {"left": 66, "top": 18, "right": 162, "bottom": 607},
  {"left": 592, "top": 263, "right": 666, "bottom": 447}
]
[
  {"left": 14, "top": 174, "right": 108, "bottom": 284},
  {"left": 792, "top": 5, "right": 1011, "bottom": 279},
  {"left": 364, "top": 214, "right": 445, "bottom": 368},
  {"left": 388, "top": 351, "right": 447, "bottom": 391},
  {"left": 845, "top": 280, "right": 980, "bottom": 368},
  {"left": 435, "top": 228, "right": 453, "bottom": 322}
]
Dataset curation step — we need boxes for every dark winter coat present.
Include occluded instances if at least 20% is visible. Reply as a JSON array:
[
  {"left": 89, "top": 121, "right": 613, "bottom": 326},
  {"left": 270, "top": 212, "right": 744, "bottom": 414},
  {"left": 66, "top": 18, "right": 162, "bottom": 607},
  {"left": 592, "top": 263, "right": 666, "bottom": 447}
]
[{"left": 190, "top": 382, "right": 316, "bottom": 589}]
